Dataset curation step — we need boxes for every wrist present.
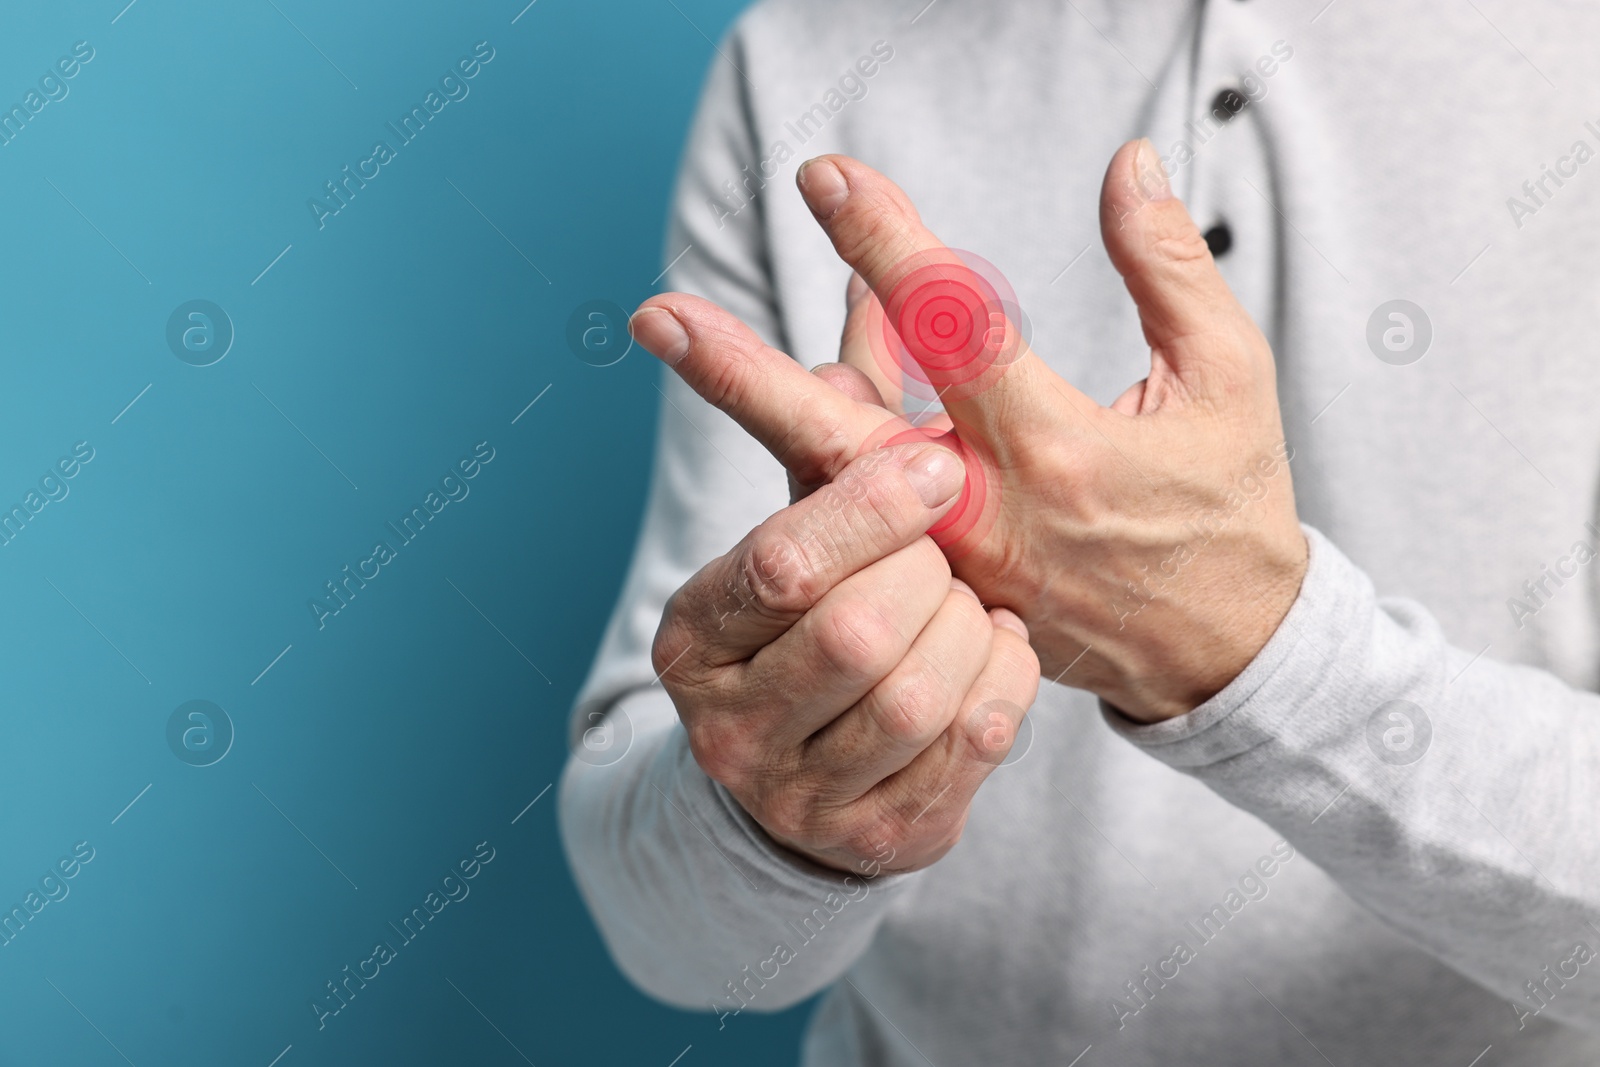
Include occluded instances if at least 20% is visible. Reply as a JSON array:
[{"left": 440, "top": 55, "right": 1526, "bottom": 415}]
[
  {"left": 763, "top": 826, "right": 909, "bottom": 879},
  {"left": 1113, "top": 526, "right": 1309, "bottom": 723}
]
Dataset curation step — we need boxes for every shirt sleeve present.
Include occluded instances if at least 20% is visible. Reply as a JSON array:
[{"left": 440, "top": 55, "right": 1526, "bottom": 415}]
[
  {"left": 1106, "top": 524, "right": 1600, "bottom": 1032},
  {"left": 557, "top": 22, "right": 922, "bottom": 1013}
]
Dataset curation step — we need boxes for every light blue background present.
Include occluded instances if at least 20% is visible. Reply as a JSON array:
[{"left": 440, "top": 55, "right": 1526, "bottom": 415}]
[{"left": 0, "top": 1, "right": 812, "bottom": 1063}]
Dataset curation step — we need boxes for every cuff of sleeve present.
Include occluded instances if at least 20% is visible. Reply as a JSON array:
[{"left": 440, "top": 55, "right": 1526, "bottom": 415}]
[
  {"left": 705, "top": 773, "right": 925, "bottom": 898},
  {"left": 637, "top": 687, "right": 924, "bottom": 901},
  {"left": 1102, "top": 524, "right": 1362, "bottom": 768}
]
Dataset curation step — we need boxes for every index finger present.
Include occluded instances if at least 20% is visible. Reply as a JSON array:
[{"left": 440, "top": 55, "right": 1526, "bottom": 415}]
[{"left": 630, "top": 296, "right": 903, "bottom": 489}]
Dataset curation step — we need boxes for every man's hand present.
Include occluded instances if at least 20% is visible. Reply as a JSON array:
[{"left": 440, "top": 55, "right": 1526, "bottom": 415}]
[
  {"left": 643, "top": 434, "right": 1040, "bottom": 875},
  {"left": 632, "top": 140, "right": 1308, "bottom": 723}
]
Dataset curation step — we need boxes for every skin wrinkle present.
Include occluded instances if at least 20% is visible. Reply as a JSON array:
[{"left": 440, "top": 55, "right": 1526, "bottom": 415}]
[{"left": 848, "top": 593, "right": 985, "bottom": 750}]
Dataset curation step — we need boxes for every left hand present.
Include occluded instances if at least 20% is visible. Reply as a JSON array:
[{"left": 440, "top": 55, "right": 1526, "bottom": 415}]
[{"left": 630, "top": 139, "right": 1308, "bottom": 723}]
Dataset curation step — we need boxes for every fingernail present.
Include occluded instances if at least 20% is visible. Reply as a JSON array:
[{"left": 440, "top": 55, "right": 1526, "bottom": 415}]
[
  {"left": 902, "top": 445, "right": 964, "bottom": 507},
  {"left": 1134, "top": 138, "right": 1173, "bottom": 202},
  {"left": 991, "top": 608, "right": 1029, "bottom": 640},
  {"left": 798, "top": 158, "right": 850, "bottom": 218},
  {"left": 629, "top": 306, "right": 689, "bottom": 363}
]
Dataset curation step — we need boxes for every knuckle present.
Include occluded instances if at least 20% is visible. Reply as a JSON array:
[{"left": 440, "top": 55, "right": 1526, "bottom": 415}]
[
  {"left": 813, "top": 600, "right": 901, "bottom": 683},
  {"left": 837, "top": 219, "right": 900, "bottom": 282},
  {"left": 650, "top": 609, "right": 694, "bottom": 686},
  {"left": 752, "top": 786, "right": 815, "bottom": 841},
  {"left": 960, "top": 706, "right": 1014, "bottom": 766},
  {"left": 938, "top": 809, "right": 972, "bottom": 851},
  {"left": 781, "top": 389, "right": 856, "bottom": 486},
  {"left": 1150, "top": 221, "right": 1215, "bottom": 268},
  {"left": 649, "top": 623, "right": 675, "bottom": 680},
  {"left": 959, "top": 595, "right": 994, "bottom": 636},
  {"left": 841, "top": 805, "right": 913, "bottom": 863},
  {"left": 845, "top": 459, "right": 918, "bottom": 531},
  {"left": 992, "top": 630, "right": 1043, "bottom": 685},
  {"left": 697, "top": 346, "right": 754, "bottom": 412},
  {"left": 739, "top": 526, "right": 823, "bottom": 617},
  {"left": 867, "top": 674, "right": 946, "bottom": 750},
  {"left": 797, "top": 460, "right": 925, "bottom": 569},
  {"left": 834, "top": 194, "right": 924, "bottom": 279},
  {"left": 685, "top": 718, "right": 749, "bottom": 788}
]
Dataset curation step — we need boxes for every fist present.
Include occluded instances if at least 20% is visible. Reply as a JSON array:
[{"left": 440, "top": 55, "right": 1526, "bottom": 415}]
[{"left": 644, "top": 433, "right": 1041, "bottom": 874}]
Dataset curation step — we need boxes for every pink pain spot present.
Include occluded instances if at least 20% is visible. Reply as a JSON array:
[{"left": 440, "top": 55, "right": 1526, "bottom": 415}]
[
  {"left": 867, "top": 248, "right": 1027, "bottom": 406},
  {"left": 857, "top": 415, "right": 998, "bottom": 556}
]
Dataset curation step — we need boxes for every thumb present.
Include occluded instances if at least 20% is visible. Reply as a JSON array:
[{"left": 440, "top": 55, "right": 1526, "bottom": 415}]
[
  {"left": 1098, "top": 139, "right": 1273, "bottom": 397},
  {"left": 797, "top": 155, "right": 1098, "bottom": 449}
]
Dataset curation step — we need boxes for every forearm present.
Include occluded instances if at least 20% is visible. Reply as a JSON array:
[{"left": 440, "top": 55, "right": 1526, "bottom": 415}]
[
  {"left": 1110, "top": 526, "right": 1600, "bottom": 1031},
  {"left": 558, "top": 688, "right": 917, "bottom": 1016}
]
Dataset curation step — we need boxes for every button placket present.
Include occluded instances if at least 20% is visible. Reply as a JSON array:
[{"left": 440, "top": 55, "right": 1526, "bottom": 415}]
[{"left": 1186, "top": 2, "right": 1270, "bottom": 262}]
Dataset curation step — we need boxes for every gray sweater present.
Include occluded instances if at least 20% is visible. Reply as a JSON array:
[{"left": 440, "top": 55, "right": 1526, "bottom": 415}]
[{"left": 560, "top": 1, "right": 1600, "bottom": 1063}]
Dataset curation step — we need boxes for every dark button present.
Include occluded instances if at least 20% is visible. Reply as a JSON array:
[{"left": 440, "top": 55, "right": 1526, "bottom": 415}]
[
  {"left": 1209, "top": 88, "right": 1249, "bottom": 122},
  {"left": 1204, "top": 223, "right": 1233, "bottom": 257}
]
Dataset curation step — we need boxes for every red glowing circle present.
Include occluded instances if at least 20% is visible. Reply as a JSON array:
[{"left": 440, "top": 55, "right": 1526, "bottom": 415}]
[
  {"left": 855, "top": 415, "right": 998, "bottom": 557},
  {"left": 866, "top": 249, "right": 1027, "bottom": 406},
  {"left": 894, "top": 269, "right": 994, "bottom": 376}
]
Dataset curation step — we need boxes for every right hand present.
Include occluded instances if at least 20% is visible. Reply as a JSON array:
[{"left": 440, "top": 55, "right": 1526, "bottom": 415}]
[{"left": 645, "top": 424, "right": 1041, "bottom": 876}]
